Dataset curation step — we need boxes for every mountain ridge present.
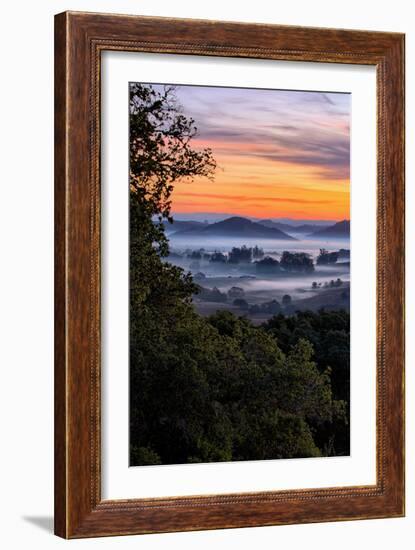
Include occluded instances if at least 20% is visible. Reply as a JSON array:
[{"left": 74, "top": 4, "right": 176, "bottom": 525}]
[
  {"left": 309, "top": 220, "right": 350, "bottom": 238},
  {"left": 171, "top": 216, "right": 296, "bottom": 240},
  {"left": 258, "top": 219, "right": 323, "bottom": 234}
]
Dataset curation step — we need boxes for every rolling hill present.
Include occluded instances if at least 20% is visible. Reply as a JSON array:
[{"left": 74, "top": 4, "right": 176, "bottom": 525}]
[
  {"left": 257, "top": 219, "right": 296, "bottom": 233},
  {"left": 293, "top": 223, "right": 328, "bottom": 234},
  {"left": 258, "top": 219, "right": 323, "bottom": 234},
  {"left": 171, "top": 216, "right": 296, "bottom": 240},
  {"left": 309, "top": 220, "right": 350, "bottom": 238}
]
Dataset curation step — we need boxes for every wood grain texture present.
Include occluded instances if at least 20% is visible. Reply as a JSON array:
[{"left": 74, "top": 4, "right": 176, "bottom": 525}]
[
  {"left": 54, "top": 11, "right": 405, "bottom": 539},
  {"left": 54, "top": 11, "right": 68, "bottom": 539}
]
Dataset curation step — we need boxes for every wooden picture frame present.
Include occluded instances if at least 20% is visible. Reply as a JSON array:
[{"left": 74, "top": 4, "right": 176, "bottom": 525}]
[{"left": 54, "top": 11, "right": 405, "bottom": 538}]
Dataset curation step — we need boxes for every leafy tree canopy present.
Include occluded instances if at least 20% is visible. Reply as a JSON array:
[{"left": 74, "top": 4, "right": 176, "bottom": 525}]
[{"left": 128, "top": 83, "right": 350, "bottom": 465}]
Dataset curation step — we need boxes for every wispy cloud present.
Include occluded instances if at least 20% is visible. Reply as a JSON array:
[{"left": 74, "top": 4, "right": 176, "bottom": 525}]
[
  {"left": 176, "top": 190, "right": 334, "bottom": 205},
  {"left": 145, "top": 83, "right": 350, "bottom": 219}
]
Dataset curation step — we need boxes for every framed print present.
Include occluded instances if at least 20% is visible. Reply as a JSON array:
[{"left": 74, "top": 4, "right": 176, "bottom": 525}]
[{"left": 54, "top": 11, "right": 405, "bottom": 538}]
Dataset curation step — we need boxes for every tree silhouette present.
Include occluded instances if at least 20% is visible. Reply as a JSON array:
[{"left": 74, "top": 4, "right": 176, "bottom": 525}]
[
  {"left": 128, "top": 83, "right": 349, "bottom": 465},
  {"left": 129, "top": 84, "right": 218, "bottom": 464},
  {"left": 129, "top": 83, "right": 216, "bottom": 223},
  {"left": 129, "top": 83, "right": 216, "bottom": 320}
]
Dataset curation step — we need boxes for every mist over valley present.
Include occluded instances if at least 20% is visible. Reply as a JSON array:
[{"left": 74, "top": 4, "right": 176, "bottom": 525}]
[{"left": 163, "top": 215, "right": 350, "bottom": 323}]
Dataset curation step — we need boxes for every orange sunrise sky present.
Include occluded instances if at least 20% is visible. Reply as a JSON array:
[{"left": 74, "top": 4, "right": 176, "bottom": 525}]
[{"left": 153, "top": 84, "right": 350, "bottom": 222}]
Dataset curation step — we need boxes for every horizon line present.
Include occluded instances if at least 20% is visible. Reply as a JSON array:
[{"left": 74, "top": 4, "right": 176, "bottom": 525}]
[{"left": 170, "top": 211, "right": 346, "bottom": 222}]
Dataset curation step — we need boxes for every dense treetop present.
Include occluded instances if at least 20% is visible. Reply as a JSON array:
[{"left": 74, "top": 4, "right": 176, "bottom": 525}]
[{"left": 128, "top": 83, "right": 349, "bottom": 465}]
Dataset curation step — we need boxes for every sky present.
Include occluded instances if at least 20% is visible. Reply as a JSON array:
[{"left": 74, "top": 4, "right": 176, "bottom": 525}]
[{"left": 150, "top": 84, "right": 350, "bottom": 221}]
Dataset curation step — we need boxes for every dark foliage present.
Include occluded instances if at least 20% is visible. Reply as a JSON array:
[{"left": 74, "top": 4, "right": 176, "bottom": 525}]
[
  {"left": 197, "top": 286, "right": 228, "bottom": 303},
  {"left": 255, "top": 256, "right": 280, "bottom": 273},
  {"left": 317, "top": 248, "right": 339, "bottom": 265},
  {"left": 252, "top": 245, "right": 264, "bottom": 259},
  {"left": 337, "top": 248, "right": 350, "bottom": 260},
  {"left": 263, "top": 310, "right": 350, "bottom": 455},
  {"left": 233, "top": 298, "right": 249, "bottom": 310},
  {"left": 210, "top": 251, "right": 227, "bottom": 263},
  {"left": 129, "top": 83, "right": 350, "bottom": 465},
  {"left": 228, "top": 245, "right": 253, "bottom": 264},
  {"left": 280, "top": 251, "right": 314, "bottom": 273}
]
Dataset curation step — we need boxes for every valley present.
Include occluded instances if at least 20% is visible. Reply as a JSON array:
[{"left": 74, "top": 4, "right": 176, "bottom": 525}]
[{"left": 165, "top": 215, "right": 350, "bottom": 322}]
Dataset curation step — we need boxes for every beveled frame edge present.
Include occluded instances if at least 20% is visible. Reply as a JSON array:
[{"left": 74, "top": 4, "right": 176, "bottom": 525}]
[{"left": 54, "top": 11, "right": 405, "bottom": 539}]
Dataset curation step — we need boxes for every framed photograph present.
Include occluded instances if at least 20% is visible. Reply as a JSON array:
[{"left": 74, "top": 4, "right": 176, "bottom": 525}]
[{"left": 54, "top": 11, "right": 405, "bottom": 538}]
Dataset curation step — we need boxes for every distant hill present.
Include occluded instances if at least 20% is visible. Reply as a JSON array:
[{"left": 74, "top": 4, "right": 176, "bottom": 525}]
[
  {"left": 171, "top": 216, "right": 296, "bottom": 240},
  {"left": 169, "top": 212, "right": 235, "bottom": 223},
  {"left": 289, "top": 283, "right": 350, "bottom": 313},
  {"left": 262, "top": 217, "right": 334, "bottom": 227},
  {"left": 293, "top": 224, "right": 326, "bottom": 234},
  {"left": 309, "top": 220, "right": 350, "bottom": 238},
  {"left": 162, "top": 219, "right": 208, "bottom": 234},
  {"left": 258, "top": 219, "right": 323, "bottom": 234},
  {"left": 257, "top": 219, "right": 295, "bottom": 232}
]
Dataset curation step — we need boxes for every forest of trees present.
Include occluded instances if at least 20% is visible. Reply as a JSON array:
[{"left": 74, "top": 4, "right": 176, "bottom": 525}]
[
  {"left": 317, "top": 248, "right": 339, "bottom": 265},
  {"left": 129, "top": 83, "right": 350, "bottom": 466}
]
